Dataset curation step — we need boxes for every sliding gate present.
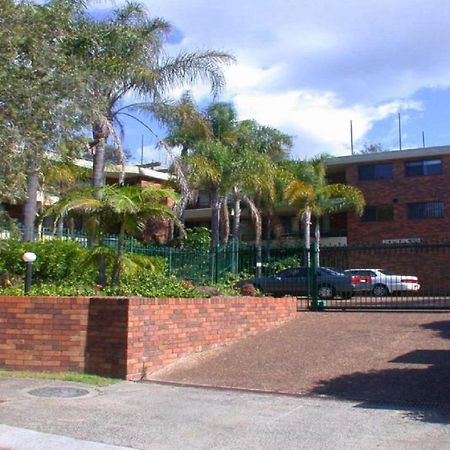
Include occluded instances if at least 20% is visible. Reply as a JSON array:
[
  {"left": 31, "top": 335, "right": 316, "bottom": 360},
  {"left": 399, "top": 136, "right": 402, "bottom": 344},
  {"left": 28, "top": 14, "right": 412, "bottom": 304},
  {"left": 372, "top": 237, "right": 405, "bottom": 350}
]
[{"left": 297, "top": 242, "right": 450, "bottom": 311}]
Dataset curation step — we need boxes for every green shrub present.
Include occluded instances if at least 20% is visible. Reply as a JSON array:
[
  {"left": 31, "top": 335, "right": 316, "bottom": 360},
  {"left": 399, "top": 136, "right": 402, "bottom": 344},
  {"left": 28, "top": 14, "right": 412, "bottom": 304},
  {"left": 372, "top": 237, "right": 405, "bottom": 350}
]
[
  {"left": 176, "top": 227, "right": 211, "bottom": 249},
  {"left": 266, "top": 256, "right": 301, "bottom": 275},
  {"left": 0, "top": 239, "right": 92, "bottom": 281},
  {"left": 104, "top": 270, "right": 203, "bottom": 298}
]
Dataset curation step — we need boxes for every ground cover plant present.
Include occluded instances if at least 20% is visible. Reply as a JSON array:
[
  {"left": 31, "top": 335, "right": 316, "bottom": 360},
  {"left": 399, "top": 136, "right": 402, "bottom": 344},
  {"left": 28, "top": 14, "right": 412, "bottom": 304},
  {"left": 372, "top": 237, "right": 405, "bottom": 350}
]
[{"left": 0, "top": 370, "right": 119, "bottom": 387}]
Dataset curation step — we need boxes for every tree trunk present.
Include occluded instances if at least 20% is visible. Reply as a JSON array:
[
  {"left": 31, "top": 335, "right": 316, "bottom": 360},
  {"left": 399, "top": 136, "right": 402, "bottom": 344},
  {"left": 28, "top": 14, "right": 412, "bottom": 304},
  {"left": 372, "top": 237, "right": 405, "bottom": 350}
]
[
  {"left": 243, "top": 196, "right": 263, "bottom": 277},
  {"left": 231, "top": 187, "right": 241, "bottom": 241},
  {"left": 303, "top": 208, "right": 312, "bottom": 268},
  {"left": 220, "top": 199, "right": 230, "bottom": 245},
  {"left": 111, "top": 220, "right": 126, "bottom": 286},
  {"left": 209, "top": 188, "right": 221, "bottom": 281},
  {"left": 210, "top": 188, "right": 221, "bottom": 250},
  {"left": 23, "top": 158, "right": 39, "bottom": 242},
  {"left": 92, "top": 122, "right": 107, "bottom": 188},
  {"left": 57, "top": 215, "right": 64, "bottom": 237},
  {"left": 314, "top": 220, "right": 321, "bottom": 268},
  {"left": 91, "top": 121, "right": 109, "bottom": 286}
]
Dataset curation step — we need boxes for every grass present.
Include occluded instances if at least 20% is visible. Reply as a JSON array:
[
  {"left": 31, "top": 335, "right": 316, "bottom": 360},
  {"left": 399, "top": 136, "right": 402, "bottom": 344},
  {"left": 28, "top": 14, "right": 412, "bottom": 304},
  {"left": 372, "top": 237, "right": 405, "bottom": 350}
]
[{"left": 0, "top": 370, "right": 121, "bottom": 387}]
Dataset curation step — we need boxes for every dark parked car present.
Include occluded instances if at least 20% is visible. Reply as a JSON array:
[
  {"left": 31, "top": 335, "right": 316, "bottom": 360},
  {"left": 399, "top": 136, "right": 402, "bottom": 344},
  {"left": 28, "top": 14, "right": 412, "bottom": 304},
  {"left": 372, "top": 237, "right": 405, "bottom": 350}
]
[{"left": 237, "top": 267, "right": 354, "bottom": 299}]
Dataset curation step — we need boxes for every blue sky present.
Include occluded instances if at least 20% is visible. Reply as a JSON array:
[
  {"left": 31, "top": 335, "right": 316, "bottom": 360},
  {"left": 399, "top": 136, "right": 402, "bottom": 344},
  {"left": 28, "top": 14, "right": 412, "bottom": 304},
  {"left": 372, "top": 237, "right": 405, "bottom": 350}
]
[{"left": 92, "top": 0, "right": 450, "bottom": 163}]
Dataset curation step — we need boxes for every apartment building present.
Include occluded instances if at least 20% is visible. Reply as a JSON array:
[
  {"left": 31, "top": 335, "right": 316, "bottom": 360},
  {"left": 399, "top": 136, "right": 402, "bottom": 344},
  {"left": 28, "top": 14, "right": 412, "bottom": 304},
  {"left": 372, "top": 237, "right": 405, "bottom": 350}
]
[{"left": 327, "top": 145, "right": 450, "bottom": 244}]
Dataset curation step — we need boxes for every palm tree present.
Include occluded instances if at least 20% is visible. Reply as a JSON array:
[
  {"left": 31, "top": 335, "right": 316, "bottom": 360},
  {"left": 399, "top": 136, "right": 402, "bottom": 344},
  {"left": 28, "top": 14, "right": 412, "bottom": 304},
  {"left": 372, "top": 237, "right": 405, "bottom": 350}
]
[
  {"left": 186, "top": 141, "right": 229, "bottom": 251},
  {"left": 68, "top": 2, "right": 234, "bottom": 188},
  {"left": 284, "top": 157, "right": 365, "bottom": 267},
  {"left": 47, "top": 184, "right": 178, "bottom": 285}
]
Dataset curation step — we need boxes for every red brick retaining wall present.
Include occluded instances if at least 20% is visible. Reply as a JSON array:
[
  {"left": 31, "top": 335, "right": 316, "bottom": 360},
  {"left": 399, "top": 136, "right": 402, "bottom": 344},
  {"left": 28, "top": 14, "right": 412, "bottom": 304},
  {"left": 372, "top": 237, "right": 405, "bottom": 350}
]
[{"left": 0, "top": 296, "right": 297, "bottom": 380}]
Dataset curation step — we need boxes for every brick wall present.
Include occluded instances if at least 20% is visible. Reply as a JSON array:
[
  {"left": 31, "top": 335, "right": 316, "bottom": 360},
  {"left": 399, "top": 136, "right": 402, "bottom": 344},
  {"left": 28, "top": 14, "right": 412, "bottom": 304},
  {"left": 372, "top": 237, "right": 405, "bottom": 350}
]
[
  {"left": 0, "top": 295, "right": 297, "bottom": 379},
  {"left": 0, "top": 296, "right": 90, "bottom": 372}
]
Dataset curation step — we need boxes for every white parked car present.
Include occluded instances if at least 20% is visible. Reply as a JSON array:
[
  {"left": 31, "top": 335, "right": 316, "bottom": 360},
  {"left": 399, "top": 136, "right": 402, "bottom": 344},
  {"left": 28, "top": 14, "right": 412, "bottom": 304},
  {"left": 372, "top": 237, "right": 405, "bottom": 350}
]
[{"left": 344, "top": 269, "right": 420, "bottom": 297}]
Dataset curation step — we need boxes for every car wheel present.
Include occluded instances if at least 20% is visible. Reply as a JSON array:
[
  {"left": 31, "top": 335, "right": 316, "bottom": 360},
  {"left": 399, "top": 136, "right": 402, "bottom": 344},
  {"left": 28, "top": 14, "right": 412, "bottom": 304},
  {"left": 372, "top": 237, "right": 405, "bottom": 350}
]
[
  {"left": 318, "top": 285, "right": 334, "bottom": 300},
  {"left": 373, "top": 284, "right": 389, "bottom": 297}
]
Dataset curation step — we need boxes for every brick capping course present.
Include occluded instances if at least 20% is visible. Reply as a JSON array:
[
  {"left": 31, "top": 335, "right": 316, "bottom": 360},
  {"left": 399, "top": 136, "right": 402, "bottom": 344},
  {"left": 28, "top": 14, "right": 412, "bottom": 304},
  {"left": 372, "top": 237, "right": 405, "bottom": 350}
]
[{"left": 0, "top": 295, "right": 297, "bottom": 380}]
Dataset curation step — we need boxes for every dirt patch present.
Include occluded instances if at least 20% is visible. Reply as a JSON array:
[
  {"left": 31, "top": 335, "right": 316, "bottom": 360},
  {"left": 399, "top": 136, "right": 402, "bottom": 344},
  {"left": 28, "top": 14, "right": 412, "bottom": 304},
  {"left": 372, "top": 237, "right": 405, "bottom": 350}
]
[{"left": 149, "top": 311, "right": 450, "bottom": 407}]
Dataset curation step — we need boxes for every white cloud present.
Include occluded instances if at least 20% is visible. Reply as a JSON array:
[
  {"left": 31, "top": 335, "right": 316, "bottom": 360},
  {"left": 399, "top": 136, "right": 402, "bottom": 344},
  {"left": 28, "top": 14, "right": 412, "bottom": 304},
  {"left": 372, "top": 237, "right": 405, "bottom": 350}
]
[
  {"left": 233, "top": 88, "right": 422, "bottom": 157},
  {"left": 94, "top": 0, "right": 450, "bottom": 156}
]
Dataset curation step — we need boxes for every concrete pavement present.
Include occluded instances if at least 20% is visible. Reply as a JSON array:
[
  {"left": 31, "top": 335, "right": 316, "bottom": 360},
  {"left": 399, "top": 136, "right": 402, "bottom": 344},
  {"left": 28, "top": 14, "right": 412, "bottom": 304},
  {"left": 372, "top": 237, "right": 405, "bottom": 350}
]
[{"left": 0, "top": 377, "right": 449, "bottom": 449}]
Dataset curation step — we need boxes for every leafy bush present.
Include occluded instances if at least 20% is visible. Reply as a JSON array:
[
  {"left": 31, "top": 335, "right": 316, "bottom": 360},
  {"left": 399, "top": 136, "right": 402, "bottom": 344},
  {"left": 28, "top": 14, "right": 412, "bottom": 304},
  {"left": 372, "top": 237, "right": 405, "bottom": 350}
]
[
  {"left": 0, "top": 239, "right": 92, "bottom": 281},
  {"left": 265, "top": 256, "right": 301, "bottom": 275},
  {"left": 0, "top": 239, "right": 171, "bottom": 296},
  {"left": 176, "top": 227, "right": 211, "bottom": 249},
  {"left": 104, "top": 270, "right": 203, "bottom": 298}
]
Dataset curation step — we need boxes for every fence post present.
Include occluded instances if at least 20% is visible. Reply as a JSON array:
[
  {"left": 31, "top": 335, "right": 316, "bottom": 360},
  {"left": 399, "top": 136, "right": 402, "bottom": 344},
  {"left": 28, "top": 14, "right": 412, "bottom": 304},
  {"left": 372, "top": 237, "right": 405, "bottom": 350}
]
[
  {"left": 309, "top": 242, "right": 319, "bottom": 311},
  {"left": 168, "top": 247, "right": 173, "bottom": 276},
  {"left": 231, "top": 238, "right": 239, "bottom": 274}
]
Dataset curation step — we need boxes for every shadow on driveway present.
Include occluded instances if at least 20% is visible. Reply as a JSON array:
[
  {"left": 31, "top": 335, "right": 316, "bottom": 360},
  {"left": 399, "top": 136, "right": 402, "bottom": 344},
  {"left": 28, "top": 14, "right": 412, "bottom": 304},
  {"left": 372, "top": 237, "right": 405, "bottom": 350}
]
[{"left": 311, "top": 320, "right": 450, "bottom": 423}]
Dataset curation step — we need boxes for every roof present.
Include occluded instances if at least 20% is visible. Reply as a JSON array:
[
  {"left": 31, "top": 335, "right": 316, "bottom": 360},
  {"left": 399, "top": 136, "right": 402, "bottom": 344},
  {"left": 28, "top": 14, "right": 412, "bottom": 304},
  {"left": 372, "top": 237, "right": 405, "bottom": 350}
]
[
  {"left": 74, "top": 159, "right": 170, "bottom": 182},
  {"left": 326, "top": 145, "right": 450, "bottom": 171}
]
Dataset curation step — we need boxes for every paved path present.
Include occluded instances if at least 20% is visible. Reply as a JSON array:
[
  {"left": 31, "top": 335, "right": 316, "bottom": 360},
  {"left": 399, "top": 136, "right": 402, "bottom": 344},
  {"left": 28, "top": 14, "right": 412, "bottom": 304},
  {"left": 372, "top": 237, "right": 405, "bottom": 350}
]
[
  {"left": 0, "top": 378, "right": 449, "bottom": 449},
  {"left": 0, "top": 424, "right": 132, "bottom": 450}
]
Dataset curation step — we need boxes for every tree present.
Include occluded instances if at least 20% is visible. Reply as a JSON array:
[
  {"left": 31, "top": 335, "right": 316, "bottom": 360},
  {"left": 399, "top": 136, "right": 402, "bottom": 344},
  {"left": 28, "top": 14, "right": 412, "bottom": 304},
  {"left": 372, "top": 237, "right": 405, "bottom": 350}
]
[
  {"left": 235, "top": 120, "right": 292, "bottom": 162},
  {"left": 185, "top": 140, "right": 229, "bottom": 252},
  {"left": 0, "top": 0, "right": 91, "bottom": 241},
  {"left": 359, "top": 143, "right": 386, "bottom": 154},
  {"left": 47, "top": 184, "right": 178, "bottom": 286},
  {"left": 153, "top": 92, "right": 211, "bottom": 157},
  {"left": 284, "top": 156, "right": 365, "bottom": 266},
  {"left": 66, "top": 2, "right": 234, "bottom": 188}
]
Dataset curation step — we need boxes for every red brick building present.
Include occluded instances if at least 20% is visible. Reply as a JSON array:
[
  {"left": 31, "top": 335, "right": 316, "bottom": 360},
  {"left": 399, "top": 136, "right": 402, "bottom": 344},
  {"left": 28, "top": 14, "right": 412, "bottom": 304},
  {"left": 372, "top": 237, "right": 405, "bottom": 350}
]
[{"left": 326, "top": 145, "right": 450, "bottom": 244}]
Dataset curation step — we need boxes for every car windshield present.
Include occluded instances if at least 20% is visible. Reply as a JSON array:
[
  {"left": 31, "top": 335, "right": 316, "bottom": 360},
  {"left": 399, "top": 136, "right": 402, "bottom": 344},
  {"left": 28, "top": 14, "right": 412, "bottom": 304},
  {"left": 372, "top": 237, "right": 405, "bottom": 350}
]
[
  {"left": 321, "top": 267, "right": 344, "bottom": 276},
  {"left": 378, "top": 269, "right": 396, "bottom": 276}
]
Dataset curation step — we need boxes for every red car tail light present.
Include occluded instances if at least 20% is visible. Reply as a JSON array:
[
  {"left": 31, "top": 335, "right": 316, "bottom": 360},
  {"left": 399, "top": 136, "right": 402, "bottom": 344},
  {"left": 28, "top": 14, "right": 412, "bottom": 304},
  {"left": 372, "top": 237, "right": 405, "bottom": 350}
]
[
  {"left": 351, "top": 275, "right": 372, "bottom": 284},
  {"left": 401, "top": 278, "right": 417, "bottom": 283}
]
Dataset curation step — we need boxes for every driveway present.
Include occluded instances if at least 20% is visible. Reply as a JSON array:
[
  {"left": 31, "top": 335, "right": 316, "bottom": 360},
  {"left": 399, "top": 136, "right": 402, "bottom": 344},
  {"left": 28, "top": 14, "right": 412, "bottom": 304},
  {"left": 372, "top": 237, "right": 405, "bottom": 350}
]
[{"left": 149, "top": 311, "right": 450, "bottom": 408}]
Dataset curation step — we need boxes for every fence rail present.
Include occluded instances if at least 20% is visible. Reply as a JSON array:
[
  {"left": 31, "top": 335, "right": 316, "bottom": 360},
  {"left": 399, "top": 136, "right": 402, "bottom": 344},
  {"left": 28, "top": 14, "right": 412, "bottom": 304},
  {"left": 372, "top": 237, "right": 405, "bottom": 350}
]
[{"left": 3, "top": 225, "right": 450, "bottom": 308}]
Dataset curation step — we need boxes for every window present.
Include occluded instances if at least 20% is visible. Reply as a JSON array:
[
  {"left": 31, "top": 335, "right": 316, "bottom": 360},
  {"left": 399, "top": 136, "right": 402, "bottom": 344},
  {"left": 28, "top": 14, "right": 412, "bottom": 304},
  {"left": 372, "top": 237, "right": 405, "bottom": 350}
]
[
  {"left": 278, "top": 268, "right": 307, "bottom": 278},
  {"left": 405, "top": 159, "right": 442, "bottom": 177},
  {"left": 280, "top": 216, "right": 293, "bottom": 235},
  {"left": 358, "top": 163, "right": 392, "bottom": 181},
  {"left": 361, "top": 206, "right": 394, "bottom": 222},
  {"left": 197, "top": 192, "right": 210, "bottom": 207},
  {"left": 407, "top": 202, "right": 444, "bottom": 220}
]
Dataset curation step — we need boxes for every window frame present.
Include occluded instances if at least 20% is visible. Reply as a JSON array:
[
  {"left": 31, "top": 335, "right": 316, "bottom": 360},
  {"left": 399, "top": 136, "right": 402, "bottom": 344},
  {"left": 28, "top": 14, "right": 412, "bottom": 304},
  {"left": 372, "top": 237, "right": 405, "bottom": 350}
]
[
  {"left": 360, "top": 205, "right": 394, "bottom": 223},
  {"left": 358, "top": 163, "right": 393, "bottom": 181},
  {"left": 407, "top": 201, "right": 444, "bottom": 220},
  {"left": 405, "top": 159, "right": 442, "bottom": 177}
]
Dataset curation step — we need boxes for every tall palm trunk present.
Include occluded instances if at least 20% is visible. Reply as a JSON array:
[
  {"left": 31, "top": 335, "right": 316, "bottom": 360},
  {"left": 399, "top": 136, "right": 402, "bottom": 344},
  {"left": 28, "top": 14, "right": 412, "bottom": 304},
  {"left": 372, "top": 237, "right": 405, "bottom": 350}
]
[
  {"left": 91, "top": 121, "right": 109, "bottom": 286},
  {"left": 23, "top": 157, "right": 39, "bottom": 242},
  {"left": 220, "top": 199, "right": 230, "bottom": 245},
  {"left": 303, "top": 208, "right": 312, "bottom": 268},
  {"left": 91, "top": 122, "right": 108, "bottom": 188},
  {"left": 210, "top": 187, "right": 221, "bottom": 250},
  {"left": 209, "top": 187, "right": 221, "bottom": 281},
  {"left": 231, "top": 187, "right": 241, "bottom": 241},
  {"left": 314, "top": 220, "right": 321, "bottom": 268},
  {"left": 243, "top": 196, "right": 262, "bottom": 277}
]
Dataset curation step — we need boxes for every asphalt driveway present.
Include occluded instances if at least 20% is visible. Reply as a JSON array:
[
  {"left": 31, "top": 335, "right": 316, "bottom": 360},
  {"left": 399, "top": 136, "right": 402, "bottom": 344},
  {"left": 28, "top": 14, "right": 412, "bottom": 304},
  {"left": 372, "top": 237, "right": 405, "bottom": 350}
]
[{"left": 149, "top": 311, "right": 450, "bottom": 408}]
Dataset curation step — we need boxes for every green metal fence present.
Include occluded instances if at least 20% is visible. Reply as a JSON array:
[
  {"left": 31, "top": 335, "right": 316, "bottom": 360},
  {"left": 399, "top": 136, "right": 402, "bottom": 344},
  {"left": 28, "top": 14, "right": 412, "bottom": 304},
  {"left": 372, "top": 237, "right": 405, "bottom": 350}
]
[
  {"left": 1, "top": 226, "right": 244, "bottom": 284},
  {"left": 6, "top": 225, "right": 450, "bottom": 308}
]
